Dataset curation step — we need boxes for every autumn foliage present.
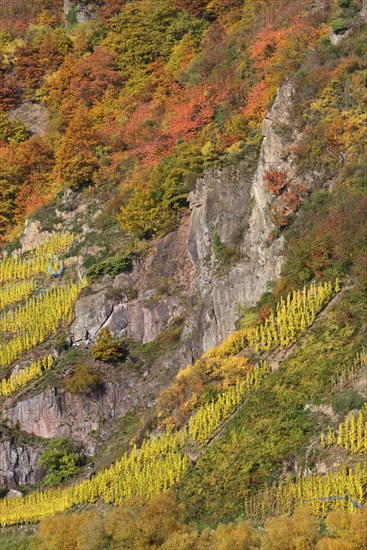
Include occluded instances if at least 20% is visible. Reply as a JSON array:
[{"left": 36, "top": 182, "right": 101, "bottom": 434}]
[
  {"left": 0, "top": 0, "right": 324, "bottom": 242},
  {"left": 264, "top": 169, "right": 309, "bottom": 227}
]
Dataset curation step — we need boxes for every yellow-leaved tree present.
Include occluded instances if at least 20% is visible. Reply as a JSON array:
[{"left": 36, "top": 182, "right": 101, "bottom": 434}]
[{"left": 53, "top": 106, "right": 98, "bottom": 189}]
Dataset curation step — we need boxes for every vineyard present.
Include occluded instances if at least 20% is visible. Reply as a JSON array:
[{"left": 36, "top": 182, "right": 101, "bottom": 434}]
[
  {"left": 244, "top": 463, "right": 367, "bottom": 519},
  {"left": 188, "top": 362, "right": 270, "bottom": 444},
  {"left": 0, "top": 432, "right": 190, "bottom": 527},
  {"left": 0, "top": 234, "right": 74, "bottom": 284},
  {"left": 0, "top": 233, "right": 82, "bottom": 397},
  {"left": 0, "top": 355, "right": 53, "bottom": 397},
  {"left": 321, "top": 403, "right": 367, "bottom": 456},
  {"left": 0, "top": 279, "right": 36, "bottom": 311},
  {"left": 0, "top": 279, "right": 358, "bottom": 527},
  {"left": 0, "top": 281, "right": 84, "bottom": 370},
  {"left": 246, "top": 281, "right": 338, "bottom": 352}
]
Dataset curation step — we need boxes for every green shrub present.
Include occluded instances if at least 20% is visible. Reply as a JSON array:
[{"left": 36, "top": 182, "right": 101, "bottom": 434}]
[
  {"left": 338, "top": 0, "right": 362, "bottom": 14},
  {"left": 212, "top": 225, "right": 225, "bottom": 261},
  {"left": 86, "top": 254, "right": 133, "bottom": 281},
  {"left": 4, "top": 238, "right": 20, "bottom": 256},
  {"left": 39, "top": 437, "right": 86, "bottom": 486},
  {"left": 104, "top": 0, "right": 207, "bottom": 77},
  {"left": 63, "top": 364, "right": 100, "bottom": 395},
  {"left": 332, "top": 389, "right": 365, "bottom": 416},
  {"left": 56, "top": 334, "right": 70, "bottom": 352},
  {"left": 67, "top": 4, "right": 78, "bottom": 25},
  {"left": 331, "top": 17, "right": 349, "bottom": 35}
]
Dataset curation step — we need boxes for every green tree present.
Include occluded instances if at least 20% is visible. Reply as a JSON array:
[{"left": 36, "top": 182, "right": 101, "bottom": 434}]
[
  {"left": 39, "top": 437, "right": 86, "bottom": 486},
  {"left": 104, "top": 0, "right": 207, "bottom": 79},
  {"left": 0, "top": 111, "right": 29, "bottom": 144},
  {"left": 0, "top": 146, "right": 22, "bottom": 241}
]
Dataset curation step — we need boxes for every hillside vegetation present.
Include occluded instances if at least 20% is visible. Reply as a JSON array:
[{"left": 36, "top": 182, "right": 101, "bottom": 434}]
[{"left": 0, "top": 0, "right": 366, "bottom": 549}]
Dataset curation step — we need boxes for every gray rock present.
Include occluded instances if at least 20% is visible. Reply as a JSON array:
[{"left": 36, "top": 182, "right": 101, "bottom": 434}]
[
  {"left": 71, "top": 216, "right": 194, "bottom": 345},
  {"left": 8, "top": 101, "right": 48, "bottom": 135},
  {"left": 64, "top": 0, "right": 97, "bottom": 23},
  {"left": 72, "top": 286, "right": 183, "bottom": 345},
  {"left": 7, "top": 489, "right": 23, "bottom": 498},
  {"left": 187, "top": 83, "right": 299, "bottom": 352},
  {"left": 19, "top": 220, "right": 51, "bottom": 255},
  {"left": 0, "top": 441, "right": 41, "bottom": 488},
  {"left": 329, "top": 30, "right": 346, "bottom": 46},
  {"left": 104, "top": 303, "right": 129, "bottom": 336},
  {"left": 188, "top": 162, "right": 254, "bottom": 289},
  {"left": 72, "top": 290, "right": 114, "bottom": 343},
  {"left": 128, "top": 294, "right": 183, "bottom": 344}
]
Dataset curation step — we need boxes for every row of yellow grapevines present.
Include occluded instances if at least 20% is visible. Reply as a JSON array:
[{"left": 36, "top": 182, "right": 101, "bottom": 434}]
[
  {"left": 246, "top": 280, "right": 339, "bottom": 352},
  {"left": 321, "top": 404, "right": 367, "bottom": 456},
  {"left": 0, "top": 355, "right": 53, "bottom": 398},
  {"left": 244, "top": 463, "right": 367, "bottom": 519},
  {"left": 0, "top": 279, "right": 36, "bottom": 311},
  {"left": 0, "top": 233, "right": 74, "bottom": 284},
  {"left": 0, "top": 432, "right": 189, "bottom": 526},
  {"left": 188, "top": 362, "right": 270, "bottom": 444},
  {"left": 0, "top": 281, "right": 84, "bottom": 370}
]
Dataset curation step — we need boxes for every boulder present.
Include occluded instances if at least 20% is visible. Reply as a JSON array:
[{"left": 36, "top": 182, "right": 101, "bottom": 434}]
[
  {"left": 63, "top": 0, "right": 97, "bottom": 23},
  {"left": 7, "top": 489, "right": 23, "bottom": 498}
]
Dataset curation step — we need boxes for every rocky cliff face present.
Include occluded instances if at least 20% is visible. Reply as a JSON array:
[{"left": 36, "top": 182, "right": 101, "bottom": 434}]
[
  {"left": 71, "top": 215, "right": 194, "bottom": 346},
  {"left": 8, "top": 101, "right": 48, "bottom": 136},
  {"left": 0, "top": 440, "right": 41, "bottom": 488},
  {"left": 63, "top": 0, "right": 97, "bottom": 23},
  {"left": 187, "top": 83, "right": 297, "bottom": 352},
  {"left": 4, "top": 343, "right": 190, "bottom": 457},
  {"left": 1, "top": 83, "right": 304, "bottom": 483},
  {"left": 71, "top": 84, "right": 296, "bottom": 355}
]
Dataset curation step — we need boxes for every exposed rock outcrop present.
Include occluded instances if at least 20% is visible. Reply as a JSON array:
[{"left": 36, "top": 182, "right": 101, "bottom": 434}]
[
  {"left": 187, "top": 83, "right": 297, "bottom": 352},
  {"left": 188, "top": 162, "right": 254, "bottom": 289},
  {"left": 72, "top": 290, "right": 116, "bottom": 344},
  {"left": 6, "top": 386, "right": 127, "bottom": 455},
  {"left": 63, "top": 0, "right": 97, "bottom": 23},
  {"left": 7, "top": 489, "right": 23, "bottom": 498},
  {"left": 72, "top": 215, "right": 194, "bottom": 345},
  {"left": 4, "top": 345, "right": 190, "bottom": 455},
  {"left": 71, "top": 84, "right": 296, "bottom": 355},
  {"left": 8, "top": 102, "right": 48, "bottom": 135},
  {"left": 329, "top": 29, "right": 350, "bottom": 46},
  {"left": 0, "top": 441, "right": 41, "bottom": 488},
  {"left": 19, "top": 220, "right": 51, "bottom": 254}
]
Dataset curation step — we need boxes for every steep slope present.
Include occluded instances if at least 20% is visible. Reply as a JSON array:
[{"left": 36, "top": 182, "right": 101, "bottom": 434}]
[
  {"left": 178, "top": 286, "right": 367, "bottom": 524},
  {"left": 0, "top": 76, "right": 299, "bottom": 478},
  {"left": 0, "top": 0, "right": 366, "bottom": 548}
]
